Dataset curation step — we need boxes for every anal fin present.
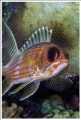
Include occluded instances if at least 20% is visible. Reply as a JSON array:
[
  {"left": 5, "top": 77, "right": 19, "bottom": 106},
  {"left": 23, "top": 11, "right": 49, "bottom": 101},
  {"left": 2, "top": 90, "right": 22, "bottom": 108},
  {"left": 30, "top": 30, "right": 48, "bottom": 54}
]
[{"left": 20, "top": 81, "right": 40, "bottom": 101}]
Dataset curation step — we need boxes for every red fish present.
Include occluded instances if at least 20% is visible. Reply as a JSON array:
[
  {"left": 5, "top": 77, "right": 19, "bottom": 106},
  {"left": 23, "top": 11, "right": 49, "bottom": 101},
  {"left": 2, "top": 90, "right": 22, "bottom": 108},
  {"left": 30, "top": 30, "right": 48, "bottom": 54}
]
[{"left": 2, "top": 22, "right": 68, "bottom": 100}]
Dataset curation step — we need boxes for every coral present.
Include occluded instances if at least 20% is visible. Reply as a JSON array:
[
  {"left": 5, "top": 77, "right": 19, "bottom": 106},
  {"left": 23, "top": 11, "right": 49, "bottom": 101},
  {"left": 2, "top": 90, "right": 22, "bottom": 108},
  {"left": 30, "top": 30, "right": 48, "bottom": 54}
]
[
  {"left": 41, "top": 95, "right": 64, "bottom": 114},
  {"left": 66, "top": 95, "right": 79, "bottom": 111},
  {"left": 49, "top": 95, "right": 64, "bottom": 105},
  {"left": 2, "top": 100, "right": 24, "bottom": 118},
  {"left": 40, "top": 100, "right": 52, "bottom": 114},
  {"left": 43, "top": 106, "right": 79, "bottom": 118},
  {"left": 71, "top": 111, "right": 79, "bottom": 118},
  {"left": 40, "top": 95, "right": 79, "bottom": 118}
]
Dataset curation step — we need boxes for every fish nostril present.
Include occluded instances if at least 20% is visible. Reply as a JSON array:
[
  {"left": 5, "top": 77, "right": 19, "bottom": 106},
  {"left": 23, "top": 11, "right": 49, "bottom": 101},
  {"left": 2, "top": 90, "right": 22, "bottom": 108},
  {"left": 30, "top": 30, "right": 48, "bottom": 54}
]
[{"left": 67, "top": 53, "right": 69, "bottom": 59}]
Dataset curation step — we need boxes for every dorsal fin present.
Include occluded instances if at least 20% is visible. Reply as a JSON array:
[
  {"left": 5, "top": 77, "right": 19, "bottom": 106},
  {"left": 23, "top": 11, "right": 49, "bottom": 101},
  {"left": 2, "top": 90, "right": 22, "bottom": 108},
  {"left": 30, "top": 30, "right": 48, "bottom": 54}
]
[
  {"left": 20, "top": 27, "right": 52, "bottom": 52},
  {"left": 2, "top": 21, "right": 19, "bottom": 66}
]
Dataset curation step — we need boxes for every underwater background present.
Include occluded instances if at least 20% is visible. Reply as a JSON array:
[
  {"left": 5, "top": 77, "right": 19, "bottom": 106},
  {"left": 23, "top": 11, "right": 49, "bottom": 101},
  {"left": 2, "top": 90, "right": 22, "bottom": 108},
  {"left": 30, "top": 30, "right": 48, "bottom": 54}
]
[{"left": 2, "top": 2, "right": 79, "bottom": 118}]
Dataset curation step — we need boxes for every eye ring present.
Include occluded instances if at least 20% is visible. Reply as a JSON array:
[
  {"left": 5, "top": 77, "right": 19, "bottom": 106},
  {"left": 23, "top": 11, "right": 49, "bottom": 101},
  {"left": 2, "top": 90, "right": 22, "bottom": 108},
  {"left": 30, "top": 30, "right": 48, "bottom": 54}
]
[{"left": 47, "top": 47, "right": 60, "bottom": 62}]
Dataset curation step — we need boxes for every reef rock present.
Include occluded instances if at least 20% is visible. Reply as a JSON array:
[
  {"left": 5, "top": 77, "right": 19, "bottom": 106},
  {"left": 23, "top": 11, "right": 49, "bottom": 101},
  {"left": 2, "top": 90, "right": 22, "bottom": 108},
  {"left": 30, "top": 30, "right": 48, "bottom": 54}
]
[{"left": 2, "top": 100, "right": 24, "bottom": 118}]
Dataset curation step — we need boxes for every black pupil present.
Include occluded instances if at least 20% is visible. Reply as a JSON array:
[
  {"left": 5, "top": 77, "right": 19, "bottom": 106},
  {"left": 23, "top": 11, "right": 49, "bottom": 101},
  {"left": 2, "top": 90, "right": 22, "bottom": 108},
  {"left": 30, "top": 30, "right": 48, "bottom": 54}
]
[{"left": 48, "top": 47, "right": 60, "bottom": 62}]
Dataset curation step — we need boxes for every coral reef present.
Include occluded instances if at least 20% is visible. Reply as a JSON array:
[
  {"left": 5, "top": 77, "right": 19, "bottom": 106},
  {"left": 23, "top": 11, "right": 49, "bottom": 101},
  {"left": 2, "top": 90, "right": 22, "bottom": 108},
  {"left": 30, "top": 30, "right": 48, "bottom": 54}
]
[
  {"left": 2, "top": 100, "right": 24, "bottom": 118},
  {"left": 2, "top": 75, "right": 79, "bottom": 118},
  {"left": 2, "top": 2, "right": 79, "bottom": 118},
  {"left": 41, "top": 95, "right": 64, "bottom": 114}
]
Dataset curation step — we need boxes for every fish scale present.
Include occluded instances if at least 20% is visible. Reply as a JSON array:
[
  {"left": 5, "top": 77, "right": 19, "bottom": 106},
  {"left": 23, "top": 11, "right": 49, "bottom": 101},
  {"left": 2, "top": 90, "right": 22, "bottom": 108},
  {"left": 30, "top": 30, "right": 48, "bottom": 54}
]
[{"left": 4, "top": 54, "right": 34, "bottom": 83}]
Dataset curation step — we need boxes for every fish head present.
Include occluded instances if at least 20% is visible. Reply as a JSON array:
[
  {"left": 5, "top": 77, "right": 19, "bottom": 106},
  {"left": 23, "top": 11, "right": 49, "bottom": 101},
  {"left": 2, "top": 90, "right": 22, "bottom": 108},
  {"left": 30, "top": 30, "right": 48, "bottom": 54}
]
[
  {"left": 43, "top": 43, "right": 69, "bottom": 76},
  {"left": 32, "top": 43, "right": 69, "bottom": 80}
]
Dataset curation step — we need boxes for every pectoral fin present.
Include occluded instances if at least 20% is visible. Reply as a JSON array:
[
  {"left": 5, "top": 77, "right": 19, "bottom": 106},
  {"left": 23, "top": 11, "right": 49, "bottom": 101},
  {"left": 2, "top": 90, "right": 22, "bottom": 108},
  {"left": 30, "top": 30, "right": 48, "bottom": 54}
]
[
  {"left": 20, "top": 81, "right": 40, "bottom": 101},
  {"left": 45, "top": 75, "right": 73, "bottom": 92},
  {"left": 2, "top": 79, "right": 13, "bottom": 96}
]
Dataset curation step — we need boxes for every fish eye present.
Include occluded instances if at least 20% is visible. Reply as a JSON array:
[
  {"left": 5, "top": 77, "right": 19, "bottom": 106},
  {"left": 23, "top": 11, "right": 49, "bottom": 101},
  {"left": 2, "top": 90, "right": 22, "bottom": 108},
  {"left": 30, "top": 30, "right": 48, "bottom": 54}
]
[{"left": 47, "top": 47, "right": 60, "bottom": 62}]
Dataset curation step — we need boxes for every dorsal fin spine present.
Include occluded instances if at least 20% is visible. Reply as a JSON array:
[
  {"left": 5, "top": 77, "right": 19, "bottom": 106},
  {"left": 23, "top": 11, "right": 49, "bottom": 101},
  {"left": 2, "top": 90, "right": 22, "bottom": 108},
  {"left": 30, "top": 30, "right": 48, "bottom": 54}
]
[{"left": 20, "top": 27, "right": 53, "bottom": 52}]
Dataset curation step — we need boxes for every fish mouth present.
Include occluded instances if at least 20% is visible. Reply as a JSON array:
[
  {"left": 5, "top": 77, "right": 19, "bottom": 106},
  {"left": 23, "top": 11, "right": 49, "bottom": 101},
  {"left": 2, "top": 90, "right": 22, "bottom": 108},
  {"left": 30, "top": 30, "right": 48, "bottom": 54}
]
[
  {"left": 61, "top": 60, "right": 68, "bottom": 63},
  {"left": 52, "top": 59, "right": 68, "bottom": 76}
]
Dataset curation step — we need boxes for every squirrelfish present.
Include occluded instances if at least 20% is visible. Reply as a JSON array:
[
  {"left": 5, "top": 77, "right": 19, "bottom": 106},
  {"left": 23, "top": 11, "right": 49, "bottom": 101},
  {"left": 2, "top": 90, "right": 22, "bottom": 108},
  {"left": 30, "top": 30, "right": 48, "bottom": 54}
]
[{"left": 2, "top": 22, "right": 69, "bottom": 100}]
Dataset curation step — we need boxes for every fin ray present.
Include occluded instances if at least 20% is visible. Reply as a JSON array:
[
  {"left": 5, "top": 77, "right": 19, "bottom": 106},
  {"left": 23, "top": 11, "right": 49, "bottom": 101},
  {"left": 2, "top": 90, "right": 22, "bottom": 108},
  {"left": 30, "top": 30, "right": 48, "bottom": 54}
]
[
  {"left": 10, "top": 80, "right": 33, "bottom": 94},
  {"left": 2, "top": 79, "right": 13, "bottom": 96},
  {"left": 45, "top": 75, "right": 73, "bottom": 92},
  {"left": 20, "top": 27, "right": 52, "bottom": 52},
  {"left": 20, "top": 81, "right": 40, "bottom": 101},
  {"left": 2, "top": 21, "right": 19, "bottom": 66}
]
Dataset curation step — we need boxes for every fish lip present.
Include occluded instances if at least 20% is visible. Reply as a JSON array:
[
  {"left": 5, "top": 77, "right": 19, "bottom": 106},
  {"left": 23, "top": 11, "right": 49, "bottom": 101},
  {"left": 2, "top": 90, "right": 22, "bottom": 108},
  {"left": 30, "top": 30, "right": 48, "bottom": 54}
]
[{"left": 61, "top": 59, "right": 69, "bottom": 64}]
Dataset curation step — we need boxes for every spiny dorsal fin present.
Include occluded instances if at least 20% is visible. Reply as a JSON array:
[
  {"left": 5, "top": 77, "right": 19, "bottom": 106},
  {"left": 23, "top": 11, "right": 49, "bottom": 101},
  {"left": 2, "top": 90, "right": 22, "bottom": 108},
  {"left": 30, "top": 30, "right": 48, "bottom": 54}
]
[
  {"left": 2, "top": 21, "right": 19, "bottom": 66},
  {"left": 20, "top": 27, "right": 52, "bottom": 52},
  {"left": 20, "top": 81, "right": 40, "bottom": 101}
]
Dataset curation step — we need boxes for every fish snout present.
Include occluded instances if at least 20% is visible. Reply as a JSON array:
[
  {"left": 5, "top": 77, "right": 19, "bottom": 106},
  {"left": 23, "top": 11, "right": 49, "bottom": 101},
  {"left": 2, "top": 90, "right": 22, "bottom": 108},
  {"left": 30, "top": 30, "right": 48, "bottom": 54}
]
[{"left": 51, "top": 58, "right": 69, "bottom": 76}]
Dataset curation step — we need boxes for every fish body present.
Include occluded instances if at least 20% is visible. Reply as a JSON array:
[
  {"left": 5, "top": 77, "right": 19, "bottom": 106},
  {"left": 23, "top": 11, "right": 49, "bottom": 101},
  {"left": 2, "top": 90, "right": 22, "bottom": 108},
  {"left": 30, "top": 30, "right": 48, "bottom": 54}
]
[
  {"left": 3, "top": 43, "right": 68, "bottom": 84},
  {"left": 2, "top": 22, "right": 69, "bottom": 100}
]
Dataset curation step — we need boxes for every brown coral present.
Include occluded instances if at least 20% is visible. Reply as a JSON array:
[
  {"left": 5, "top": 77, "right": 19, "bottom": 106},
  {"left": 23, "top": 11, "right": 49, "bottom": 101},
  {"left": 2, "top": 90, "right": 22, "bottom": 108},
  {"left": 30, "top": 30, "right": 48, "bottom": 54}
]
[{"left": 2, "top": 100, "right": 24, "bottom": 118}]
